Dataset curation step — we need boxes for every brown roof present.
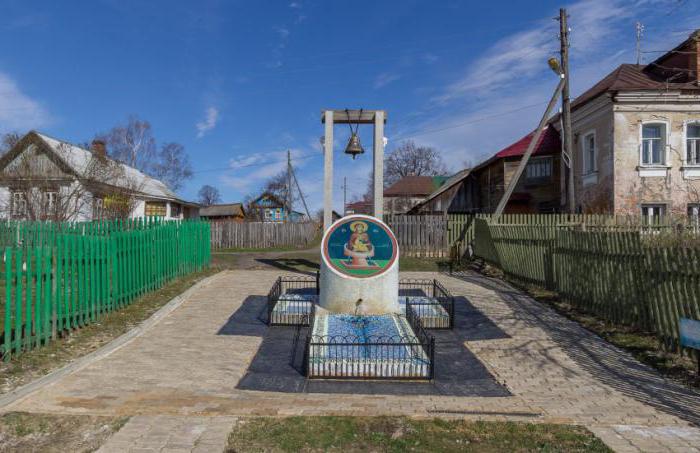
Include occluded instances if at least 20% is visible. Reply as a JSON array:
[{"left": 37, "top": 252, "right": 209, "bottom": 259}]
[
  {"left": 384, "top": 176, "right": 443, "bottom": 197},
  {"left": 572, "top": 64, "right": 697, "bottom": 109},
  {"left": 199, "top": 203, "right": 245, "bottom": 217}
]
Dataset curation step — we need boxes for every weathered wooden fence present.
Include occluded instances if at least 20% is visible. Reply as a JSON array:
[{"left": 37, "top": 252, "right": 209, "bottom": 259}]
[
  {"left": 472, "top": 218, "right": 700, "bottom": 353},
  {"left": 385, "top": 215, "right": 448, "bottom": 257},
  {"left": 209, "top": 221, "right": 318, "bottom": 250},
  {"left": 1, "top": 220, "right": 211, "bottom": 360}
]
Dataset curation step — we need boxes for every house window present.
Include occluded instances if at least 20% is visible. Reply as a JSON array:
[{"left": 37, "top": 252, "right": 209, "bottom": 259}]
[
  {"left": 93, "top": 197, "right": 105, "bottom": 219},
  {"left": 264, "top": 209, "right": 272, "bottom": 221},
  {"left": 686, "top": 124, "right": 700, "bottom": 166},
  {"left": 170, "top": 203, "right": 181, "bottom": 218},
  {"left": 582, "top": 132, "right": 596, "bottom": 174},
  {"left": 525, "top": 157, "right": 552, "bottom": 181},
  {"left": 641, "top": 123, "right": 666, "bottom": 166},
  {"left": 641, "top": 204, "right": 665, "bottom": 224},
  {"left": 11, "top": 191, "right": 27, "bottom": 218},
  {"left": 144, "top": 201, "right": 167, "bottom": 217},
  {"left": 44, "top": 191, "right": 58, "bottom": 218},
  {"left": 689, "top": 204, "right": 700, "bottom": 225}
]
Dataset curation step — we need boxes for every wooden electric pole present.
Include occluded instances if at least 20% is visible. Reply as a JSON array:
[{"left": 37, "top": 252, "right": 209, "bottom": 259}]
[{"left": 560, "top": 8, "right": 575, "bottom": 213}]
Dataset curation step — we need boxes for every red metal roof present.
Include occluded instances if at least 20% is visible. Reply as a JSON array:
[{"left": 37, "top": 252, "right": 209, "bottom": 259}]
[{"left": 494, "top": 126, "right": 561, "bottom": 159}]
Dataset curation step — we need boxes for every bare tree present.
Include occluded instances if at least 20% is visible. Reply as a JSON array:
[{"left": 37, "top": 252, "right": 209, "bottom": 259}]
[
  {"left": 1, "top": 132, "right": 21, "bottom": 155},
  {"left": 151, "top": 142, "right": 193, "bottom": 191},
  {"left": 198, "top": 184, "right": 221, "bottom": 206},
  {"left": 262, "top": 170, "right": 295, "bottom": 206},
  {"left": 384, "top": 140, "right": 447, "bottom": 187},
  {"left": 96, "top": 116, "right": 193, "bottom": 191},
  {"left": 0, "top": 142, "right": 143, "bottom": 221}
]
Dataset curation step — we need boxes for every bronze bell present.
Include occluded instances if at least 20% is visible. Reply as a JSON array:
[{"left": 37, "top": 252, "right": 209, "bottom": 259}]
[{"left": 344, "top": 132, "right": 364, "bottom": 159}]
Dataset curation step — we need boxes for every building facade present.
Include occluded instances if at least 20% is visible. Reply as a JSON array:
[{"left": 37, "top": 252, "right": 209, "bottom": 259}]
[
  {"left": 555, "top": 30, "right": 700, "bottom": 221},
  {"left": 0, "top": 131, "right": 199, "bottom": 221}
]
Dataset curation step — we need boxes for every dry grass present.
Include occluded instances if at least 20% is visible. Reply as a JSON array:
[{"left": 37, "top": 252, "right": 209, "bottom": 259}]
[
  {"left": 0, "top": 411, "right": 127, "bottom": 453},
  {"left": 226, "top": 416, "right": 611, "bottom": 453}
]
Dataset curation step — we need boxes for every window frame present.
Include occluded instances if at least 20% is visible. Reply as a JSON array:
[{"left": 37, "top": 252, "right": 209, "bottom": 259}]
[
  {"left": 43, "top": 190, "right": 58, "bottom": 219},
  {"left": 683, "top": 120, "right": 700, "bottom": 167},
  {"left": 640, "top": 203, "right": 666, "bottom": 225},
  {"left": 144, "top": 201, "right": 167, "bottom": 217},
  {"left": 11, "top": 191, "right": 27, "bottom": 218},
  {"left": 688, "top": 203, "right": 700, "bottom": 225},
  {"left": 93, "top": 196, "right": 105, "bottom": 220},
  {"left": 581, "top": 130, "right": 597, "bottom": 175},
  {"left": 525, "top": 156, "right": 553, "bottom": 182},
  {"left": 639, "top": 121, "right": 669, "bottom": 167}
]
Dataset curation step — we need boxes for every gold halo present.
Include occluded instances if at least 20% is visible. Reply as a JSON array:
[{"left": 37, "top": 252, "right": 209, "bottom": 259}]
[{"left": 349, "top": 220, "right": 367, "bottom": 232}]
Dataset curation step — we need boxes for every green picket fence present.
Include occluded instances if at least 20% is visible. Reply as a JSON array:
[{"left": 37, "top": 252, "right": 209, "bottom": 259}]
[
  {"left": 472, "top": 218, "right": 700, "bottom": 352},
  {"left": 0, "top": 220, "right": 210, "bottom": 360}
]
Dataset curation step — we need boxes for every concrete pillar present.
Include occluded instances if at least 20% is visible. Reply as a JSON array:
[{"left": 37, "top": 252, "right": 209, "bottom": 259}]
[
  {"left": 373, "top": 111, "right": 384, "bottom": 219},
  {"left": 323, "top": 110, "right": 334, "bottom": 231}
]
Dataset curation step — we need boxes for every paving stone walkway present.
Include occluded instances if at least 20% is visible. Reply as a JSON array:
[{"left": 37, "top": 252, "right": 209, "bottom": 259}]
[{"left": 2, "top": 269, "right": 700, "bottom": 452}]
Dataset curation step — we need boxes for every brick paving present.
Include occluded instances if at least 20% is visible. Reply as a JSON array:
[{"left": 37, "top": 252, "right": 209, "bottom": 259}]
[{"left": 2, "top": 269, "right": 700, "bottom": 452}]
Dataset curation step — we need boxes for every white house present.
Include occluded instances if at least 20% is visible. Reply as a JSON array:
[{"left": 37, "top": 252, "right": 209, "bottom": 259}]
[{"left": 0, "top": 131, "right": 199, "bottom": 221}]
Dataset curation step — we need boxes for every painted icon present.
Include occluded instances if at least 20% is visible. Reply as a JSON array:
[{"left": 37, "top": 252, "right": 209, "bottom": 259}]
[{"left": 323, "top": 216, "right": 397, "bottom": 278}]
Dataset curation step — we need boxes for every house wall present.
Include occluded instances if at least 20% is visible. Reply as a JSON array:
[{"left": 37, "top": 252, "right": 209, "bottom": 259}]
[
  {"left": 476, "top": 161, "right": 504, "bottom": 213},
  {"left": 569, "top": 95, "right": 616, "bottom": 213},
  {"left": 503, "top": 154, "right": 561, "bottom": 213},
  {"left": 612, "top": 93, "right": 700, "bottom": 216}
]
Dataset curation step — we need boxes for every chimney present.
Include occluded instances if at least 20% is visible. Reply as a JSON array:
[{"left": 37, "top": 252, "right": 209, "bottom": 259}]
[{"left": 91, "top": 139, "right": 106, "bottom": 158}]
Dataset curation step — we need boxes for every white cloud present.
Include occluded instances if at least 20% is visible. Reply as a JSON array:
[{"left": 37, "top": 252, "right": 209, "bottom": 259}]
[
  {"left": 195, "top": 106, "right": 219, "bottom": 138},
  {"left": 289, "top": 2, "right": 301, "bottom": 8},
  {"left": 435, "top": 0, "right": 631, "bottom": 104},
  {"left": 374, "top": 72, "right": 401, "bottom": 89},
  {"left": 221, "top": 148, "right": 314, "bottom": 194},
  {"left": 0, "top": 71, "right": 50, "bottom": 132}
]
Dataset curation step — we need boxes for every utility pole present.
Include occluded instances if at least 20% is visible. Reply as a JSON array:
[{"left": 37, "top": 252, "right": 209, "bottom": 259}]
[
  {"left": 636, "top": 22, "right": 644, "bottom": 65},
  {"left": 286, "top": 149, "right": 293, "bottom": 220},
  {"left": 560, "top": 8, "right": 575, "bottom": 213},
  {"left": 290, "top": 164, "right": 312, "bottom": 221}
]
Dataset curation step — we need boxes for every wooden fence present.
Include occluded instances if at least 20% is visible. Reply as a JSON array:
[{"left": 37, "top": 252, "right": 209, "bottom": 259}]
[
  {"left": 385, "top": 215, "right": 448, "bottom": 257},
  {"left": 209, "top": 221, "right": 318, "bottom": 250},
  {"left": 472, "top": 218, "right": 700, "bottom": 353},
  {"left": 1, "top": 220, "right": 211, "bottom": 360}
]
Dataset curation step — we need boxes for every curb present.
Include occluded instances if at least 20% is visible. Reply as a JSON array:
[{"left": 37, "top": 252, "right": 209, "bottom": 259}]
[{"left": 0, "top": 271, "right": 224, "bottom": 411}]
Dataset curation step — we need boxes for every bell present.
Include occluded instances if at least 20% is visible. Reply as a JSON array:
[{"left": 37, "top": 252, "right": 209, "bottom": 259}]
[{"left": 344, "top": 133, "right": 364, "bottom": 159}]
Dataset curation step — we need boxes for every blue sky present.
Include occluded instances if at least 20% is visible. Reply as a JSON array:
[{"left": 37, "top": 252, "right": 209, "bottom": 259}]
[{"left": 1, "top": 0, "right": 699, "bottom": 212}]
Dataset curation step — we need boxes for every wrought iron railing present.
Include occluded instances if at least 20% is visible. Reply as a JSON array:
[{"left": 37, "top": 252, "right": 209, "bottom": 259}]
[
  {"left": 304, "top": 308, "right": 435, "bottom": 380},
  {"left": 399, "top": 278, "right": 455, "bottom": 329},
  {"left": 266, "top": 274, "right": 318, "bottom": 326}
]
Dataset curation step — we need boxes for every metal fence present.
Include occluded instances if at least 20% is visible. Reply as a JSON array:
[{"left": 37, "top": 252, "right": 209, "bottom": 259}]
[
  {"left": 267, "top": 274, "right": 318, "bottom": 326},
  {"left": 209, "top": 220, "right": 318, "bottom": 250},
  {"left": 304, "top": 304, "right": 435, "bottom": 380},
  {"left": 399, "top": 278, "right": 454, "bottom": 329},
  {"left": 1, "top": 220, "right": 211, "bottom": 360}
]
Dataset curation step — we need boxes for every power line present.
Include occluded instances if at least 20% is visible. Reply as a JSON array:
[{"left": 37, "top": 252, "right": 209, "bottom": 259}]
[{"left": 391, "top": 101, "right": 548, "bottom": 142}]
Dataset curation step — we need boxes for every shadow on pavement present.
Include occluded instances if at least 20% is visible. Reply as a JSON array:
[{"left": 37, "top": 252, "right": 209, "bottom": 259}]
[
  {"left": 226, "top": 292, "right": 511, "bottom": 397},
  {"left": 450, "top": 269, "right": 700, "bottom": 427}
]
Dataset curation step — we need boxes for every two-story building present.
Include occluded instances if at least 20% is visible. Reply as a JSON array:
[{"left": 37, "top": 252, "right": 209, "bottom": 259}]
[
  {"left": 556, "top": 30, "right": 700, "bottom": 221},
  {"left": 0, "top": 131, "right": 199, "bottom": 221}
]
